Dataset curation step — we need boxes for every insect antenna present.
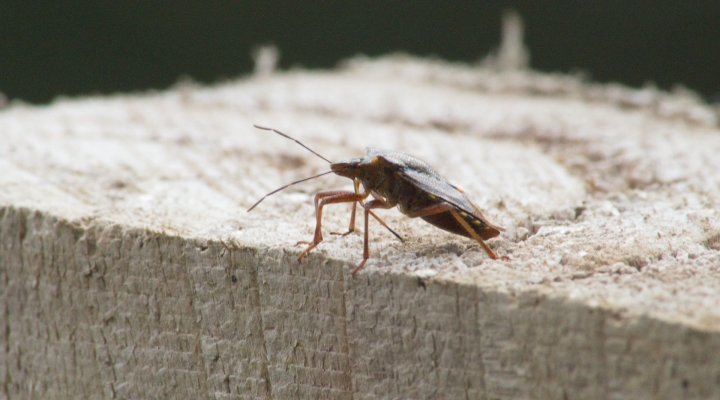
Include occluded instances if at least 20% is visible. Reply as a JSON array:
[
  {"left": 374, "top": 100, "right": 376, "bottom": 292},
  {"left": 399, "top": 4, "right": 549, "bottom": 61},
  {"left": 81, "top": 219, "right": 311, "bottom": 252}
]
[
  {"left": 254, "top": 125, "right": 332, "bottom": 163},
  {"left": 249, "top": 125, "right": 405, "bottom": 243},
  {"left": 247, "top": 170, "right": 334, "bottom": 212}
]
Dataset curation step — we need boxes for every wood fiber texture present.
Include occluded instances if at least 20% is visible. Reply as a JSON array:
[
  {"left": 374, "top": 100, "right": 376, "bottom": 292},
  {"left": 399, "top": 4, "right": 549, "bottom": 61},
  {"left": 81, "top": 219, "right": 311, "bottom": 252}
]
[{"left": 2, "top": 55, "right": 720, "bottom": 399}]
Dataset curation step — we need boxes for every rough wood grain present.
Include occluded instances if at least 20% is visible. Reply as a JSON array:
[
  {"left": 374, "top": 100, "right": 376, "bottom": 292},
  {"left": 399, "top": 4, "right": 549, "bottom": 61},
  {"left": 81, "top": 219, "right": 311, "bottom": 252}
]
[{"left": 2, "top": 55, "right": 720, "bottom": 399}]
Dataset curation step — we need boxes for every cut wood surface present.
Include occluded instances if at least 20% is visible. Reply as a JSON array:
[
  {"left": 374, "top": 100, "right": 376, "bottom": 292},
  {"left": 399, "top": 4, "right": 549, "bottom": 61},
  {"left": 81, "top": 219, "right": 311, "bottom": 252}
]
[{"left": 2, "top": 55, "right": 720, "bottom": 399}]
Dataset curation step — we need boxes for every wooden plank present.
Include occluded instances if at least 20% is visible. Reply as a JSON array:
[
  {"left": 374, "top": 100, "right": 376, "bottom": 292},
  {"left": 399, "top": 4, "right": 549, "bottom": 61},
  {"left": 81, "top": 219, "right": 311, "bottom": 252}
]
[{"left": 2, "top": 55, "right": 719, "bottom": 399}]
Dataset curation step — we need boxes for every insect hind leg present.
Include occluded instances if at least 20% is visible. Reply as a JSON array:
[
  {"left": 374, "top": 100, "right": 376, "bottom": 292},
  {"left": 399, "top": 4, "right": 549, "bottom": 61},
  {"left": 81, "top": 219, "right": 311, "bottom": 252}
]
[{"left": 406, "top": 202, "right": 508, "bottom": 261}]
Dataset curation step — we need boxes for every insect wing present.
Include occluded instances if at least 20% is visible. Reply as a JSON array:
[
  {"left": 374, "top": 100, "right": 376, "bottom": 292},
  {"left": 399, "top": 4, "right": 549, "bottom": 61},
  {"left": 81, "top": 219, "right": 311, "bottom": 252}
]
[
  {"left": 376, "top": 151, "right": 504, "bottom": 233},
  {"left": 402, "top": 168, "right": 504, "bottom": 237},
  {"left": 375, "top": 151, "right": 473, "bottom": 212}
]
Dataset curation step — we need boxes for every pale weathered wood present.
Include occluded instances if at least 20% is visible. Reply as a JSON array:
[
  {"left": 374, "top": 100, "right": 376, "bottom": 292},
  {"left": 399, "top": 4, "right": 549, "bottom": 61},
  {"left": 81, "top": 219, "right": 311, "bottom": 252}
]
[{"left": 2, "top": 55, "right": 720, "bottom": 399}]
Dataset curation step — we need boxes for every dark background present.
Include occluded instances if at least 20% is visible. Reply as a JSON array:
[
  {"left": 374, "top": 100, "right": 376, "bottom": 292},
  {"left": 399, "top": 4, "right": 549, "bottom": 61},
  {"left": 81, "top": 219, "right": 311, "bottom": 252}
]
[{"left": 2, "top": 1, "right": 718, "bottom": 104}]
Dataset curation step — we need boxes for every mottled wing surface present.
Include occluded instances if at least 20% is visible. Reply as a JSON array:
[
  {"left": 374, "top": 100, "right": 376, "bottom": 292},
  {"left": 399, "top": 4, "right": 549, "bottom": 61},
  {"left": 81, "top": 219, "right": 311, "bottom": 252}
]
[
  {"left": 372, "top": 149, "right": 504, "bottom": 235},
  {"left": 372, "top": 150, "right": 476, "bottom": 213}
]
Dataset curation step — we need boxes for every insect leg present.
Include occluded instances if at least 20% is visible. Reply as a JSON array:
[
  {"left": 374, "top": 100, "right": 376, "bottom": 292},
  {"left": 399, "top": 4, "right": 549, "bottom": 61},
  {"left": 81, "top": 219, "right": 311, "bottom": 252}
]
[
  {"left": 298, "top": 189, "right": 362, "bottom": 246},
  {"left": 456, "top": 189, "right": 505, "bottom": 233},
  {"left": 297, "top": 190, "right": 369, "bottom": 262},
  {"left": 330, "top": 179, "right": 360, "bottom": 236},
  {"left": 366, "top": 211, "right": 404, "bottom": 242},
  {"left": 351, "top": 198, "right": 395, "bottom": 276},
  {"left": 330, "top": 179, "right": 404, "bottom": 242},
  {"left": 406, "top": 203, "right": 507, "bottom": 261},
  {"left": 331, "top": 209, "right": 402, "bottom": 241}
]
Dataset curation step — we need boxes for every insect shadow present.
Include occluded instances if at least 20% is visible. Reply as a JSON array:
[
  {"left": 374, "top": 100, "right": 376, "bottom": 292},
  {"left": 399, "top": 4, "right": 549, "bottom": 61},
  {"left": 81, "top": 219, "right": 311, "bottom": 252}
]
[{"left": 248, "top": 125, "right": 508, "bottom": 276}]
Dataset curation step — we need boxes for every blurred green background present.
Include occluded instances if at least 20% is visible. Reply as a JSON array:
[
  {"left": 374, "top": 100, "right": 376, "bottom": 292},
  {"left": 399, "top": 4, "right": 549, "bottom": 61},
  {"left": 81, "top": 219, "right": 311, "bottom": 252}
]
[{"left": 1, "top": 1, "right": 718, "bottom": 104}]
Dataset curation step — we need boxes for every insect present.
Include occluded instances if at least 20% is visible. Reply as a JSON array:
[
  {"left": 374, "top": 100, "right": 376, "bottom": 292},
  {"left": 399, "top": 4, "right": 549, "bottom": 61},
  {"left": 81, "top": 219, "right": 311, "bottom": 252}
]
[{"left": 248, "top": 125, "right": 508, "bottom": 275}]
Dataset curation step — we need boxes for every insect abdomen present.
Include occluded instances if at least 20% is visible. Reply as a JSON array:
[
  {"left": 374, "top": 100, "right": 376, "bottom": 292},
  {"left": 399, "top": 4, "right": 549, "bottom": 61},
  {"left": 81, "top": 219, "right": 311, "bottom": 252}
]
[{"left": 421, "top": 209, "right": 500, "bottom": 240}]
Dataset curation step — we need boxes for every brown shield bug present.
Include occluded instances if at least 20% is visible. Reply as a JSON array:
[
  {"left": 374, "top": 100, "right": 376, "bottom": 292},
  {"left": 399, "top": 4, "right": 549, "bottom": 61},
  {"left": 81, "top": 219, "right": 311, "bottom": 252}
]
[{"left": 248, "top": 125, "right": 508, "bottom": 275}]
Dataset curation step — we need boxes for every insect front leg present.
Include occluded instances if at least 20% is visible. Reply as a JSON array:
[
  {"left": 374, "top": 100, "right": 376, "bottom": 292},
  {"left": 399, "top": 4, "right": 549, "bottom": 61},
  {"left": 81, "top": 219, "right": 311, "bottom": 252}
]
[
  {"left": 297, "top": 190, "right": 369, "bottom": 263},
  {"left": 351, "top": 198, "right": 395, "bottom": 276},
  {"left": 330, "top": 178, "right": 361, "bottom": 236}
]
